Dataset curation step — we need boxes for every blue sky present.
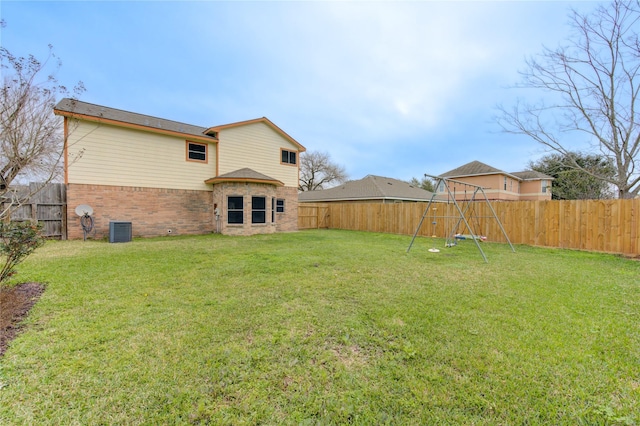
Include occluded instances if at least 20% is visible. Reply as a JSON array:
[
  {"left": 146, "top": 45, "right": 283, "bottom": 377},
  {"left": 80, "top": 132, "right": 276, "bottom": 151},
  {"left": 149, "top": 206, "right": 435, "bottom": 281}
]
[{"left": 1, "top": 0, "right": 599, "bottom": 182}]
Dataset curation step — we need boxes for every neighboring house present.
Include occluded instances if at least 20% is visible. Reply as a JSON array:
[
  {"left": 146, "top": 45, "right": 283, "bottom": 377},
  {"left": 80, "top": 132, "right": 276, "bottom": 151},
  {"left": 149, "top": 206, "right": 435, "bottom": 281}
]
[
  {"left": 438, "top": 160, "right": 553, "bottom": 201},
  {"left": 54, "top": 98, "right": 305, "bottom": 239},
  {"left": 299, "top": 175, "right": 435, "bottom": 203}
]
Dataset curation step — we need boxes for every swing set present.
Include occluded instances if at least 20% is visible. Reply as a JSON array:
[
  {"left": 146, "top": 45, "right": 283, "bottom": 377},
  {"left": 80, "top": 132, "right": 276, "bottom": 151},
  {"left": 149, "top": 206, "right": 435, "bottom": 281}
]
[{"left": 407, "top": 174, "right": 515, "bottom": 263}]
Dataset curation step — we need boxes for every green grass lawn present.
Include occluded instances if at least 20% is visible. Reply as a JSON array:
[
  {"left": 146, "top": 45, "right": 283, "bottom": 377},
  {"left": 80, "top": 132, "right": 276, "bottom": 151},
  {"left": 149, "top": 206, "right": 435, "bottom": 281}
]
[{"left": 1, "top": 230, "right": 639, "bottom": 425}]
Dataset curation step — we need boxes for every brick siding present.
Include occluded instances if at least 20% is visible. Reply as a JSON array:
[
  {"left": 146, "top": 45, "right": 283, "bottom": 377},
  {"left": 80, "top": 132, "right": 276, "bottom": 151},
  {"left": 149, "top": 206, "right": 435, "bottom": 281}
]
[
  {"left": 211, "top": 182, "right": 299, "bottom": 236},
  {"left": 275, "top": 186, "right": 299, "bottom": 232},
  {"left": 67, "top": 183, "right": 299, "bottom": 239},
  {"left": 67, "top": 184, "right": 213, "bottom": 240}
]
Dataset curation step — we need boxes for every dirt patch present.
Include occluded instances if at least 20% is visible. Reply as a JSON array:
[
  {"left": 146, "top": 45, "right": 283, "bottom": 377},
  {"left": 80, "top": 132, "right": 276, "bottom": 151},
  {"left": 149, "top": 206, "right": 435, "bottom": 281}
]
[
  {"left": 623, "top": 254, "right": 640, "bottom": 261},
  {"left": 0, "top": 282, "right": 45, "bottom": 357}
]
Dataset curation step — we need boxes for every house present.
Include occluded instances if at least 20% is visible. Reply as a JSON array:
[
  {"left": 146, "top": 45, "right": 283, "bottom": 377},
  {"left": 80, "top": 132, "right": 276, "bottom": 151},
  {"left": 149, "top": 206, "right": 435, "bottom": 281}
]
[
  {"left": 54, "top": 98, "right": 305, "bottom": 239},
  {"left": 437, "top": 160, "right": 553, "bottom": 201},
  {"left": 298, "top": 175, "right": 435, "bottom": 203}
]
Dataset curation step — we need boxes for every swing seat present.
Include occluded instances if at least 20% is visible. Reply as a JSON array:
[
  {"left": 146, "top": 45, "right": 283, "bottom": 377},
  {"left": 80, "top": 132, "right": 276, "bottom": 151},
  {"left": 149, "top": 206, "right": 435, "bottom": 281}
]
[{"left": 455, "top": 234, "right": 487, "bottom": 241}]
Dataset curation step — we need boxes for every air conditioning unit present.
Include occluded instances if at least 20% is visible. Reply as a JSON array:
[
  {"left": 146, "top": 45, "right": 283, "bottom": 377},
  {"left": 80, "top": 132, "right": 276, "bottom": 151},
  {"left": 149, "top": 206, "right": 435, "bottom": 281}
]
[{"left": 109, "top": 221, "right": 132, "bottom": 243}]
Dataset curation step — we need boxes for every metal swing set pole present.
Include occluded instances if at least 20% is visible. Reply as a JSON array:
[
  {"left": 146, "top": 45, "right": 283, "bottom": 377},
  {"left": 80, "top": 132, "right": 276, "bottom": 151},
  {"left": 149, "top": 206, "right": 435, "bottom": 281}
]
[
  {"left": 406, "top": 194, "right": 438, "bottom": 253},
  {"left": 477, "top": 186, "right": 515, "bottom": 253}
]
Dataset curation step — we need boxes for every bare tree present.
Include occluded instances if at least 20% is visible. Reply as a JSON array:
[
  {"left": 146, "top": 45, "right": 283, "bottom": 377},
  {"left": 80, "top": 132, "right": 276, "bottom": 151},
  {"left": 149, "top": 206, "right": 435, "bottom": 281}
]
[
  {"left": 496, "top": 0, "right": 640, "bottom": 199},
  {"left": 299, "top": 150, "right": 348, "bottom": 191},
  {"left": 0, "top": 31, "right": 84, "bottom": 219}
]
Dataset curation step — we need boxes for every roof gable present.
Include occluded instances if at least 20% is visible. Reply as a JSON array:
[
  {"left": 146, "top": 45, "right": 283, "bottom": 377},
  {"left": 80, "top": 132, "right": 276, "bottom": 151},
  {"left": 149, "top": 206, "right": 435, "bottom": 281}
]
[{"left": 205, "top": 117, "right": 306, "bottom": 152}]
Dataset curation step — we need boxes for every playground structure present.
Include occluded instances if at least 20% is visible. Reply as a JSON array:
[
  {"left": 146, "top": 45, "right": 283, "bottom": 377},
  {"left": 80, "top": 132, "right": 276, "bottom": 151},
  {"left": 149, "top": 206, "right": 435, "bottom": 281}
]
[{"left": 407, "top": 174, "right": 515, "bottom": 262}]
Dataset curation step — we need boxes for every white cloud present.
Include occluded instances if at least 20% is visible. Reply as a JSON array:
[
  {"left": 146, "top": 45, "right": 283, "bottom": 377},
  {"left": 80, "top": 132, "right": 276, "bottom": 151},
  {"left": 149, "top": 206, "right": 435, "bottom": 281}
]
[
  {"left": 2, "top": 0, "right": 595, "bottom": 181},
  {"left": 244, "top": 2, "right": 545, "bottom": 134}
]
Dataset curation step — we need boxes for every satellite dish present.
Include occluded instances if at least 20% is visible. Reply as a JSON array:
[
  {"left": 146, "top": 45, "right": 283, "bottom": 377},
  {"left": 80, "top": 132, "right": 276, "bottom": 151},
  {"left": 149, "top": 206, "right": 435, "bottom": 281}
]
[{"left": 75, "top": 204, "right": 94, "bottom": 217}]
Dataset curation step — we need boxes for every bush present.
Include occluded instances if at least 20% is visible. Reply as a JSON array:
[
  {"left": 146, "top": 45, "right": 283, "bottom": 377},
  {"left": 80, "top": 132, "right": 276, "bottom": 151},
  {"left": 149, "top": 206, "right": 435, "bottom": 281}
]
[{"left": 0, "top": 221, "right": 45, "bottom": 285}]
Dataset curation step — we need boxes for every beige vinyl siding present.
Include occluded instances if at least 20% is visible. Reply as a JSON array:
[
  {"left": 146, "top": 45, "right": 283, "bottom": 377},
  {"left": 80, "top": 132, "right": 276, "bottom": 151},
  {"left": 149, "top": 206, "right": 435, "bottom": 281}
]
[
  {"left": 218, "top": 122, "right": 299, "bottom": 187},
  {"left": 67, "top": 121, "right": 216, "bottom": 190}
]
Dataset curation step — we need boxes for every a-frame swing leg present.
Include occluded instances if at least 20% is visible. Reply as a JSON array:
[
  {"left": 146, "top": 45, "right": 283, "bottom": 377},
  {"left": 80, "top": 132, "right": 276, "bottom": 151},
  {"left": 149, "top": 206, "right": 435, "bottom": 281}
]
[
  {"left": 477, "top": 186, "right": 515, "bottom": 253},
  {"left": 407, "top": 196, "right": 436, "bottom": 253}
]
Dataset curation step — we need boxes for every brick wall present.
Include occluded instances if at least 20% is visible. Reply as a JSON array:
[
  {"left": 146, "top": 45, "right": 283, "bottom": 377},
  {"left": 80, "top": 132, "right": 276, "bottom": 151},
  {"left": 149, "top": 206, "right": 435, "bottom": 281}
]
[
  {"left": 212, "top": 182, "right": 277, "bottom": 236},
  {"left": 211, "top": 183, "right": 298, "bottom": 236},
  {"left": 67, "top": 183, "right": 213, "bottom": 240},
  {"left": 275, "top": 186, "right": 299, "bottom": 232}
]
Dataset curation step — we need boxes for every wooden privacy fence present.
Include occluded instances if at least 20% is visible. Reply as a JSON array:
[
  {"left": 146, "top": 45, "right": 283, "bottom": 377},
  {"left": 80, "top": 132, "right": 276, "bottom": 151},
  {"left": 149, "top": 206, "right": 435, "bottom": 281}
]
[
  {"left": 298, "top": 200, "right": 640, "bottom": 256},
  {"left": 2, "top": 183, "right": 67, "bottom": 239}
]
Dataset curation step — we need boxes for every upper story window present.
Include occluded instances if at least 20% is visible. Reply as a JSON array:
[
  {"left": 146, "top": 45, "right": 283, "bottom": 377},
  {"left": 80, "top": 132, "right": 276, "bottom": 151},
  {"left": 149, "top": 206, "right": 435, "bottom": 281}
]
[
  {"left": 542, "top": 180, "right": 550, "bottom": 193},
  {"left": 187, "top": 141, "right": 208, "bottom": 163},
  {"left": 281, "top": 149, "right": 297, "bottom": 165}
]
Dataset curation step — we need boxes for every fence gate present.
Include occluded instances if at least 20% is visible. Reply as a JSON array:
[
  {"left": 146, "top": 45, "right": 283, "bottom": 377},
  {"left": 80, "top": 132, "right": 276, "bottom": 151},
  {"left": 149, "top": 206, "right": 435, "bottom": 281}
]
[
  {"left": 298, "top": 203, "right": 330, "bottom": 229},
  {"left": 2, "top": 183, "right": 67, "bottom": 239}
]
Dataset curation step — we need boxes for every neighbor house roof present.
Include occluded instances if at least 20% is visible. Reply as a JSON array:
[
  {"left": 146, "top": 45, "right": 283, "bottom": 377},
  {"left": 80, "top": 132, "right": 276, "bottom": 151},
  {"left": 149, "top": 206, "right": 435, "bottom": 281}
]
[
  {"left": 440, "top": 160, "right": 553, "bottom": 181},
  {"left": 54, "top": 98, "right": 216, "bottom": 143},
  {"left": 205, "top": 168, "right": 284, "bottom": 186},
  {"left": 511, "top": 170, "right": 554, "bottom": 180},
  {"left": 299, "top": 175, "right": 434, "bottom": 203},
  {"left": 440, "top": 160, "right": 521, "bottom": 180}
]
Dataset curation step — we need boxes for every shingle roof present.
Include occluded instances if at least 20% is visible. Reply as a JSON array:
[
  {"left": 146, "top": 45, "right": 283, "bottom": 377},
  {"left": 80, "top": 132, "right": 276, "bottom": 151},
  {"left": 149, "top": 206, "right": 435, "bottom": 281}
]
[
  {"left": 439, "top": 160, "right": 551, "bottom": 181},
  {"left": 299, "top": 175, "right": 434, "bottom": 202},
  {"left": 55, "top": 98, "right": 307, "bottom": 151},
  {"left": 54, "top": 98, "right": 215, "bottom": 140},
  {"left": 439, "top": 161, "right": 505, "bottom": 178},
  {"left": 205, "top": 168, "right": 283, "bottom": 186},
  {"left": 511, "top": 170, "right": 554, "bottom": 180}
]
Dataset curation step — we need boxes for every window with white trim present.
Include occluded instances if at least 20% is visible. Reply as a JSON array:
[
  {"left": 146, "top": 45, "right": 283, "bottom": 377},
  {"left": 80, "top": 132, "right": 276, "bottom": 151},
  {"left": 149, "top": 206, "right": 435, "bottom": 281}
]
[{"left": 542, "top": 180, "right": 550, "bottom": 193}]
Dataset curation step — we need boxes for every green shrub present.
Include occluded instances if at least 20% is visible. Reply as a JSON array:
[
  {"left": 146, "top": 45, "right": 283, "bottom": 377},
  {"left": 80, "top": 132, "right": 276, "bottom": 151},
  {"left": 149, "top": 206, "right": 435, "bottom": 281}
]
[{"left": 0, "top": 221, "right": 45, "bottom": 285}]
